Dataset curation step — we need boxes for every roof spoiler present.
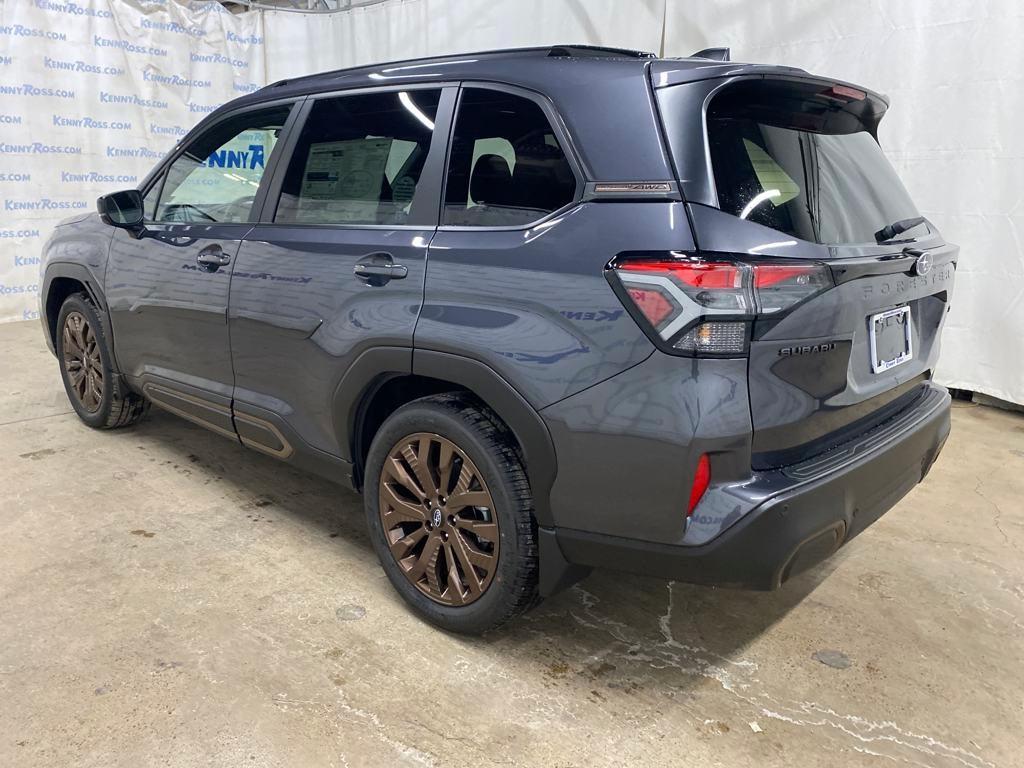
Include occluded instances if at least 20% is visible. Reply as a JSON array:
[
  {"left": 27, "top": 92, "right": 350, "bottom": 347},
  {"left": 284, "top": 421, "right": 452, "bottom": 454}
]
[{"left": 690, "top": 47, "right": 731, "bottom": 62}]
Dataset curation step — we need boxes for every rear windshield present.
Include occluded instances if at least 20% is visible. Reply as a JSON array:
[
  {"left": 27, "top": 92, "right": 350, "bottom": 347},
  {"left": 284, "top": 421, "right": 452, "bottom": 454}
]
[{"left": 696, "top": 80, "right": 925, "bottom": 245}]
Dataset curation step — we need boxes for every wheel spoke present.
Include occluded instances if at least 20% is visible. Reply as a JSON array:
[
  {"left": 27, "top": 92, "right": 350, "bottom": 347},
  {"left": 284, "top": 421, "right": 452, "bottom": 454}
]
[
  {"left": 443, "top": 542, "right": 467, "bottom": 604},
  {"left": 72, "top": 318, "right": 87, "bottom": 352},
  {"left": 455, "top": 518, "right": 498, "bottom": 542},
  {"left": 437, "top": 441, "right": 455, "bottom": 496},
  {"left": 388, "top": 526, "right": 427, "bottom": 560},
  {"left": 447, "top": 463, "right": 490, "bottom": 510},
  {"left": 452, "top": 528, "right": 495, "bottom": 572},
  {"left": 62, "top": 324, "right": 81, "bottom": 356},
  {"left": 402, "top": 440, "right": 436, "bottom": 497},
  {"left": 384, "top": 454, "right": 426, "bottom": 499},
  {"left": 86, "top": 375, "right": 102, "bottom": 409},
  {"left": 379, "top": 482, "right": 427, "bottom": 526},
  {"left": 406, "top": 534, "right": 441, "bottom": 580},
  {"left": 447, "top": 489, "right": 491, "bottom": 511}
]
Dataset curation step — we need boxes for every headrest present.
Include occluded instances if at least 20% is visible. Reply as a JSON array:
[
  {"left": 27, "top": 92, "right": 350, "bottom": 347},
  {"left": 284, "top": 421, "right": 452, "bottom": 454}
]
[{"left": 469, "top": 153, "right": 514, "bottom": 207}]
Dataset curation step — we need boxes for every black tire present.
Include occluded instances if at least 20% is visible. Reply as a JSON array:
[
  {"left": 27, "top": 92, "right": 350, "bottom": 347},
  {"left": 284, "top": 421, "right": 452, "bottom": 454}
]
[
  {"left": 55, "top": 292, "right": 149, "bottom": 429},
  {"left": 364, "top": 393, "right": 540, "bottom": 634}
]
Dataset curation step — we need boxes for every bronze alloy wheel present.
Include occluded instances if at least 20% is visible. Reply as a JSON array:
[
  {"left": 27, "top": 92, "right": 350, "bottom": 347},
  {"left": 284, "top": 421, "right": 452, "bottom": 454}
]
[
  {"left": 378, "top": 432, "right": 499, "bottom": 606},
  {"left": 62, "top": 310, "right": 104, "bottom": 413}
]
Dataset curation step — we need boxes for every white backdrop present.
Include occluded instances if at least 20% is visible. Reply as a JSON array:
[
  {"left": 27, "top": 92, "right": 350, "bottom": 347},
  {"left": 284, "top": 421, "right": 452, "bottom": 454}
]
[{"left": 0, "top": 0, "right": 1019, "bottom": 405}]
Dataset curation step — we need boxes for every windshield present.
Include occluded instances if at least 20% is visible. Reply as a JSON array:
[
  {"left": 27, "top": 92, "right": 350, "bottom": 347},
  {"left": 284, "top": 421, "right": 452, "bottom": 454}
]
[{"left": 673, "top": 79, "right": 927, "bottom": 245}]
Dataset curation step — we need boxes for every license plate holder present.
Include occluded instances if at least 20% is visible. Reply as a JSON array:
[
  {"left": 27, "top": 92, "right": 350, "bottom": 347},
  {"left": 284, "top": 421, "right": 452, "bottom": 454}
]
[{"left": 869, "top": 306, "right": 913, "bottom": 373}]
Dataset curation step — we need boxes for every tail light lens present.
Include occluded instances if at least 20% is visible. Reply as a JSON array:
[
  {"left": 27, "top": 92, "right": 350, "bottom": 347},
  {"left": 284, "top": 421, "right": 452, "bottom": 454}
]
[{"left": 609, "top": 253, "right": 832, "bottom": 356}]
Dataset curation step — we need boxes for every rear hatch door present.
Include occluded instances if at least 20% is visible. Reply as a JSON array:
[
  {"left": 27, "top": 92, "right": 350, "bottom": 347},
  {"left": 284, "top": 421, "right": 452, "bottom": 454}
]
[{"left": 656, "top": 74, "right": 958, "bottom": 467}]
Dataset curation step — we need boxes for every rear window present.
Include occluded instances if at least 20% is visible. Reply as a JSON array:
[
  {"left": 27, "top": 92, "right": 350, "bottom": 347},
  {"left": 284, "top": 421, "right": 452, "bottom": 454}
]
[{"left": 699, "top": 80, "right": 926, "bottom": 245}]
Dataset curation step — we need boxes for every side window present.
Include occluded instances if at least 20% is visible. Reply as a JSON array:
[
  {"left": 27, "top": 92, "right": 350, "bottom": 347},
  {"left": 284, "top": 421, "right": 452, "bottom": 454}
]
[
  {"left": 152, "top": 104, "right": 291, "bottom": 224},
  {"left": 443, "top": 88, "right": 576, "bottom": 227},
  {"left": 274, "top": 89, "right": 442, "bottom": 225}
]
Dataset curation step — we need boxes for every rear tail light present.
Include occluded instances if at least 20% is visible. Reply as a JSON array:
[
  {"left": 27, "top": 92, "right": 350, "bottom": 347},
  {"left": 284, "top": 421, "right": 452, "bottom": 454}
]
[
  {"left": 687, "top": 454, "right": 711, "bottom": 516},
  {"left": 609, "top": 252, "right": 832, "bottom": 356}
]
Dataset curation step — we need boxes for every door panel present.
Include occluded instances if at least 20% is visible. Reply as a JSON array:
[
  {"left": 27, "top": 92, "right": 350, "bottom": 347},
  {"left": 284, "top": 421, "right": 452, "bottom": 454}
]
[
  {"left": 228, "top": 87, "right": 452, "bottom": 460},
  {"left": 106, "top": 224, "right": 247, "bottom": 401},
  {"left": 106, "top": 102, "right": 296, "bottom": 407},
  {"left": 229, "top": 227, "right": 431, "bottom": 456}
]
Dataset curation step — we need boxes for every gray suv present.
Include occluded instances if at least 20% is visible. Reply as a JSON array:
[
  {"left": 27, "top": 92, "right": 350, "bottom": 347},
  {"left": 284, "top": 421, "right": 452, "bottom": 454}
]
[{"left": 40, "top": 46, "right": 954, "bottom": 633}]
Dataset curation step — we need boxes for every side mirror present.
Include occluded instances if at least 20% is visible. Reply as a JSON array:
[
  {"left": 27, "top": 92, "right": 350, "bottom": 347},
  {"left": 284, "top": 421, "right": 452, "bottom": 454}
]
[{"left": 97, "top": 189, "right": 144, "bottom": 229}]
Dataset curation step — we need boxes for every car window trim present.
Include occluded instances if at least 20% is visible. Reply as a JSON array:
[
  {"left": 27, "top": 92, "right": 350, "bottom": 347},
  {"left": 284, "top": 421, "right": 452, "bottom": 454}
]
[
  {"left": 138, "top": 96, "right": 304, "bottom": 226},
  {"left": 437, "top": 80, "right": 587, "bottom": 233},
  {"left": 256, "top": 82, "right": 458, "bottom": 230}
]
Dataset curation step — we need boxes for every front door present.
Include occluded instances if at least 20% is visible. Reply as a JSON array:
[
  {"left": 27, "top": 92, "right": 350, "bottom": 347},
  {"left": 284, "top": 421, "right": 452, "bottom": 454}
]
[
  {"left": 105, "top": 103, "right": 295, "bottom": 431},
  {"left": 227, "top": 87, "right": 453, "bottom": 460}
]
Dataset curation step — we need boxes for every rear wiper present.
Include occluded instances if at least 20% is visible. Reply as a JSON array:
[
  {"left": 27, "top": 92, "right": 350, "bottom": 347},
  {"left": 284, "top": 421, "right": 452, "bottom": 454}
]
[{"left": 875, "top": 216, "right": 926, "bottom": 243}]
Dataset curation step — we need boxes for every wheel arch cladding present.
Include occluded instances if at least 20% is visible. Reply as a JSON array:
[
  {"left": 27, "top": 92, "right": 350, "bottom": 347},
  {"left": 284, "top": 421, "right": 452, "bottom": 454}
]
[
  {"left": 42, "top": 265, "right": 105, "bottom": 350},
  {"left": 334, "top": 348, "right": 558, "bottom": 528}
]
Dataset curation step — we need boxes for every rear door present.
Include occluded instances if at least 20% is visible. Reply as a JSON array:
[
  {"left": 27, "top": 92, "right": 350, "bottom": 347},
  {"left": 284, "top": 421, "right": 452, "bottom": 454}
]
[
  {"left": 106, "top": 101, "right": 296, "bottom": 432},
  {"left": 227, "top": 86, "right": 454, "bottom": 459},
  {"left": 656, "top": 76, "right": 958, "bottom": 466}
]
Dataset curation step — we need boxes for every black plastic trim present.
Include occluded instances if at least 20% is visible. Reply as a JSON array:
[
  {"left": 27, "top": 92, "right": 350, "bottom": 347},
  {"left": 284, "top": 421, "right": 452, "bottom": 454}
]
[{"left": 413, "top": 349, "right": 558, "bottom": 528}]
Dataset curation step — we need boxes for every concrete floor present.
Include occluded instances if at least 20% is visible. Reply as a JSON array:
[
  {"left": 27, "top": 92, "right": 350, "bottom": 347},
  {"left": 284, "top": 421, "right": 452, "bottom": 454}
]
[{"left": 1, "top": 319, "right": 1021, "bottom": 768}]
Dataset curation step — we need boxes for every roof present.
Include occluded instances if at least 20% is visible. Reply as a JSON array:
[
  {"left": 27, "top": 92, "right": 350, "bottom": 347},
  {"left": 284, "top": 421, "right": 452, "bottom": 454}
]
[{"left": 204, "top": 45, "right": 878, "bottom": 181}]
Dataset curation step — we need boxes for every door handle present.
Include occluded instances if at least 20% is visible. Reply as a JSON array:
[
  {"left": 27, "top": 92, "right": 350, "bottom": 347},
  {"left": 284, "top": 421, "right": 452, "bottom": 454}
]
[
  {"left": 196, "top": 244, "right": 231, "bottom": 271},
  {"left": 353, "top": 252, "right": 407, "bottom": 285},
  {"left": 353, "top": 263, "right": 408, "bottom": 279}
]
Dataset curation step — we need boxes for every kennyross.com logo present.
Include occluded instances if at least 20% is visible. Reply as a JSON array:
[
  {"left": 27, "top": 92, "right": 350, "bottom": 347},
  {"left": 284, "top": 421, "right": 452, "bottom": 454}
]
[
  {"left": 105, "top": 145, "right": 163, "bottom": 159},
  {"left": 4, "top": 198, "right": 88, "bottom": 212},
  {"left": 0, "top": 84, "right": 75, "bottom": 99},
  {"left": 143, "top": 70, "right": 211, "bottom": 88},
  {"left": 226, "top": 31, "right": 263, "bottom": 44},
  {"left": 45, "top": 56, "right": 124, "bottom": 77},
  {"left": 94, "top": 35, "right": 167, "bottom": 58},
  {"left": 34, "top": 1, "right": 113, "bottom": 18},
  {"left": 99, "top": 92, "right": 168, "bottom": 110},
  {"left": 141, "top": 17, "right": 204, "bottom": 37},
  {"left": 0, "top": 141, "right": 81, "bottom": 155},
  {"left": 190, "top": 52, "right": 248, "bottom": 68},
  {"left": 53, "top": 115, "right": 132, "bottom": 131},
  {"left": 0, "top": 23, "right": 67, "bottom": 41},
  {"left": 60, "top": 171, "right": 137, "bottom": 184}
]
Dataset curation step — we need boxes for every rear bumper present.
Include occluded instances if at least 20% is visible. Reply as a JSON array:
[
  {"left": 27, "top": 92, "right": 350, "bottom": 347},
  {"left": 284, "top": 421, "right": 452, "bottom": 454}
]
[{"left": 543, "top": 385, "right": 950, "bottom": 592}]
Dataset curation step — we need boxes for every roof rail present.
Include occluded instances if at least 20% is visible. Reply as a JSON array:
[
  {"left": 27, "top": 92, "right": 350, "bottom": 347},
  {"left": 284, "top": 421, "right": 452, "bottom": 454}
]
[
  {"left": 547, "top": 44, "right": 656, "bottom": 59},
  {"left": 690, "top": 47, "right": 731, "bottom": 61},
  {"left": 265, "top": 44, "right": 657, "bottom": 91}
]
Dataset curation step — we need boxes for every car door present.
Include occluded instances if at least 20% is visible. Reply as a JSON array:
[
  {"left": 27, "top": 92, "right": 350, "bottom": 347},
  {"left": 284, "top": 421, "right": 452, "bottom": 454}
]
[
  {"left": 227, "top": 86, "right": 455, "bottom": 461},
  {"left": 105, "top": 101, "right": 298, "bottom": 434}
]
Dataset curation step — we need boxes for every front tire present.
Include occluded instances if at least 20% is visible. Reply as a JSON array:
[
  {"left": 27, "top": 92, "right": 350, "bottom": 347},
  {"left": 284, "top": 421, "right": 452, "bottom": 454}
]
[
  {"left": 364, "top": 393, "right": 540, "bottom": 634},
  {"left": 55, "top": 292, "right": 149, "bottom": 429}
]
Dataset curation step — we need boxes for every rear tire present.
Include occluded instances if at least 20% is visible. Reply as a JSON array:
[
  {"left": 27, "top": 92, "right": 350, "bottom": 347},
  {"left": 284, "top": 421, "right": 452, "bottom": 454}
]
[
  {"left": 55, "top": 292, "right": 149, "bottom": 429},
  {"left": 364, "top": 393, "right": 540, "bottom": 634}
]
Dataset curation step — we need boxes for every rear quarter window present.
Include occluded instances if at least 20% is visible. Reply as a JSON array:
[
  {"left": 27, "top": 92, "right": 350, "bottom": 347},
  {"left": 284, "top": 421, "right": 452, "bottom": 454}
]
[{"left": 443, "top": 88, "right": 577, "bottom": 227}]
